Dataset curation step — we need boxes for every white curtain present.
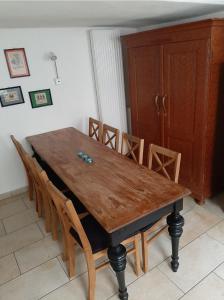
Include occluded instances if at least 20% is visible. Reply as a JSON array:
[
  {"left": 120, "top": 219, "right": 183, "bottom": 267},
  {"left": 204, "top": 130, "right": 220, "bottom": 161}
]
[{"left": 89, "top": 29, "right": 128, "bottom": 134}]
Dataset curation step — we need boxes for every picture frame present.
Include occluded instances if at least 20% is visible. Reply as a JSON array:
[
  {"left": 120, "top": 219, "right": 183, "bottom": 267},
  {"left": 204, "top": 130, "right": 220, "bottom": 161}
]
[
  {"left": 4, "top": 48, "right": 30, "bottom": 78},
  {"left": 29, "top": 89, "right": 53, "bottom": 109},
  {"left": 0, "top": 86, "right": 25, "bottom": 107}
]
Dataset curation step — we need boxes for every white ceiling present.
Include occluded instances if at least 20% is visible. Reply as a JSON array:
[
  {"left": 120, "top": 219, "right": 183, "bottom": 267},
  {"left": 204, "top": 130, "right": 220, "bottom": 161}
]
[{"left": 0, "top": 1, "right": 224, "bottom": 28}]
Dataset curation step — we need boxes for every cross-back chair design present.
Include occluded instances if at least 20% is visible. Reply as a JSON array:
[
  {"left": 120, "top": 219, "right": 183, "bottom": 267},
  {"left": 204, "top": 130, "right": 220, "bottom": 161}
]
[
  {"left": 10, "top": 135, "right": 34, "bottom": 201},
  {"left": 102, "top": 124, "right": 119, "bottom": 151},
  {"left": 141, "top": 144, "right": 182, "bottom": 273},
  {"left": 121, "top": 132, "right": 144, "bottom": 165},
  {"left": 89, "top": 117, "right": 103, "bottom": 142},
  {"left": 46, "top": 180, "right": 141, "bottom": 300},
  {"left": 148, "top": 144, "right": 181, "bottom": 183}
]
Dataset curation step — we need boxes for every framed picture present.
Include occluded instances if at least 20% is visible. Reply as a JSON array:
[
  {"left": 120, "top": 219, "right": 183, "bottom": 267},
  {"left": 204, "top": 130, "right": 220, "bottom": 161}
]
[
  {"left": 4, "top": 48, "right": 30, "bottom": 78},
  {"left": 29, "top": 89, "right": 53, "bottom": 109},
  {"left": 0, "top": 86, "right": 24, "bottom": 107}
]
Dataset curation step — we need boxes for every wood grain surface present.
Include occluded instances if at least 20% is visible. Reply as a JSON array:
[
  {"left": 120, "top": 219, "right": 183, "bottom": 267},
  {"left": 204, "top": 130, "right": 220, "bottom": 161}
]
[{"left": 27, "top": 127, "right": 190, "bottom": 233}]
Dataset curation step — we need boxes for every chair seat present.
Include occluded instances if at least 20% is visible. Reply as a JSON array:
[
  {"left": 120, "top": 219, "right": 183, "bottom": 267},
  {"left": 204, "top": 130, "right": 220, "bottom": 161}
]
[
  {"left": 64, "top": 191, "right": 87, "bottom": 214},
  {"left": 70, "top": 215, "right": 109, "bottom": 254}
]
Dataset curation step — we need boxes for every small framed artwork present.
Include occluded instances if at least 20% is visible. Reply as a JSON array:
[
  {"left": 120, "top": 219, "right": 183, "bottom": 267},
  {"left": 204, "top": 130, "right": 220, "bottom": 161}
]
[
  {"left": 4, "top": 48, "right": 30, "bottom": 78},
  {"left": 29, "top": 89, "right": 53, "bottom": 109},
  {"left": 0, "top": 86, "right": 24, "bottom": 107}
]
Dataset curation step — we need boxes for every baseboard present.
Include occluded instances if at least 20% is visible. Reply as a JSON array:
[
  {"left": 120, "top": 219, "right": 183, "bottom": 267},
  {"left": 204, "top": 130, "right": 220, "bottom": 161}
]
[{"left": 0, "top": 186, "right": 28, "bottom": 201}]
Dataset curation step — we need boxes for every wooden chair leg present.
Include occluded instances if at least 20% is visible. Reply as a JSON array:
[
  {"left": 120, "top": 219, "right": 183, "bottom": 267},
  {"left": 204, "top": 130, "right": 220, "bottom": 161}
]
[
  {"left": 34, "top": 186, "right": 42, "bottom": 217},
  {"left": 27, "top": 175, "right": 34, "bottom": 201},
  {"left": 86, "top": 253, "right": 96, "bottom": 300},
  {"left": 51, "top": 208, "right": 59, "bottom": 241},
  {"left": 43, "top": 198, "right": 51, "bottom": 233},
  {"left": 134, "top": 235, "right": 141, "bottom": 276},
  {"left": 62, "top": 227, "right": 68, "bottom": 262},
  {"left": 141, "top": 231, "right": 149, "bottom": 273},
  {"left": 66, "top": 236, "right": 76, "bottom": 278}
]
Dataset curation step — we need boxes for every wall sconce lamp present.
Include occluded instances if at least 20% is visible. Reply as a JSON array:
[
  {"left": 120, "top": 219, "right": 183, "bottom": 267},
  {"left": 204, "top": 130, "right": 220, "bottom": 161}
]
[{"left": 49, "top": 52, "right": 61, "bottom": 85}]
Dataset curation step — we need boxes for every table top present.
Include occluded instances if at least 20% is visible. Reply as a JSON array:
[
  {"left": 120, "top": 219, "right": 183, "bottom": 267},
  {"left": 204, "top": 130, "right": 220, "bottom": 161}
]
[{"left": 27, "top": 127, "right": 190, "bottom": 233}]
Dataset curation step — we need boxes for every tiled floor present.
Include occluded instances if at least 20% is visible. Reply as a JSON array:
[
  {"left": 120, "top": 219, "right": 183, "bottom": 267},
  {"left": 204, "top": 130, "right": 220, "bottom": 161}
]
[{"left": 0, "top": 193, "right": 224, "bottom": 299}]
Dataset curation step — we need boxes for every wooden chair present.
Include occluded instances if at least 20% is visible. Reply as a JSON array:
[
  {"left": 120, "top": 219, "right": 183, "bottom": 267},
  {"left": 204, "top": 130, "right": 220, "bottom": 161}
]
[
  {"left": 11, "top": 135, "right": 34, "bottom": 201},
  {"left": 121, "top": 132, "right": 144, "bottom": 165},
  {"left": 89, "top": 117, "right": 103, "bottom": 142},
  {"left": 25, "top": 154, "right": 49, "bottom": 222},
  {"left": 102, "top": 124, "right": 119, "bottom": 151},
  {"left": 46, "top": 181, "right": 141, "bottom": 300},
  {"left": 25, "top": 157, "right": 87, "bottom": 240},
  {"left": 141, "top": 144, "right": 181, "bottom": 273}
]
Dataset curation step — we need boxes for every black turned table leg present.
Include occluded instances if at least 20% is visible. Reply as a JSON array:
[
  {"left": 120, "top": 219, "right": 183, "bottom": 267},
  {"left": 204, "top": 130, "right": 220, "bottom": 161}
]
[
  {"left": 108, "top": 244, "right": 128, "bottom": 300},
  {"left": 167, "top": 210, "right": 184, "bottom": 272}
]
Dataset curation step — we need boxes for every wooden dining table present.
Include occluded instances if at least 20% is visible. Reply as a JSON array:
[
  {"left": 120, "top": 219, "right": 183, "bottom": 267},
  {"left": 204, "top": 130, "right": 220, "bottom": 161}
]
[{"left": 27, "top": 127, "right": 190, "bottom": 300}]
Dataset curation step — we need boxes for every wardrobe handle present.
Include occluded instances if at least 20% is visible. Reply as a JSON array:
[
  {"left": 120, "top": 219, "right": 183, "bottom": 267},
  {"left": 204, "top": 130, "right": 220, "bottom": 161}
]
[
  {"left": 162, "top": 95, "right": 167, "bottom": 115},
  {"left": 154, "top": 95, "right": 160, "bottom": 114}
]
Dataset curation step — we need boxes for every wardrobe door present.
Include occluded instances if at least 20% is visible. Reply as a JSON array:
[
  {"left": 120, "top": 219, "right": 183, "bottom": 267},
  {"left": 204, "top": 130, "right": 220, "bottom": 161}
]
[
  {"left": 127, "top": 45, "right": 162, "bottom": 163},
  {"left": 163, "top": 40, "right": 209, "bottom": 192}
]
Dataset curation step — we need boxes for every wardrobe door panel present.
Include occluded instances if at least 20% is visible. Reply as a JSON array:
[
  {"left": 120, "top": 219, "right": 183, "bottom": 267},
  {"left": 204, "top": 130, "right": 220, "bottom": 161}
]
[
  {"left": 163, "top": 40, "right": 209, "bottom": 192},
  {"left": 127, "top": 46, "right": 162, "bottom": 163}
]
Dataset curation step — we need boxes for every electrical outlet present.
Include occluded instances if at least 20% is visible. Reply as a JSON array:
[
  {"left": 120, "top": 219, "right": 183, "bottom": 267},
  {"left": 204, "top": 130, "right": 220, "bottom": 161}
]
[{"left": 55, "top": 78, "right": 62, "bottom": 85}]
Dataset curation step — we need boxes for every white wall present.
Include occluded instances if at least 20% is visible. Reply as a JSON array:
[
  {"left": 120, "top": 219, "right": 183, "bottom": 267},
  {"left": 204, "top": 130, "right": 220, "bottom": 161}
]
[{"left": 0, "top": 27, "right": 99, "bottom": 195}]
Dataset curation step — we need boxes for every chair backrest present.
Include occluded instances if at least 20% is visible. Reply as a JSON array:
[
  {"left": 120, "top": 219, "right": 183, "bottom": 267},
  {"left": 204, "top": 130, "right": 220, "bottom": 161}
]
[
  {"left": 89, "top": 117, "right": 103, "bottom": 142},
  {"left": 148, "top": 144, "right": 181, "bottom": 183},
  {"left": 102, "top": 124, "right": 119, "bottom": 151},
  {"left": 11, "top": 135, "right": 28, "bottom": 167},
  {"left": 25, "top": 154, "right": 42, "bottom": 190},
  {"left": 121, "top": 132, "right": 144, "bottom": 165},
  {"left": 46, "top": 181, "right": 92, "bottom": 254}
]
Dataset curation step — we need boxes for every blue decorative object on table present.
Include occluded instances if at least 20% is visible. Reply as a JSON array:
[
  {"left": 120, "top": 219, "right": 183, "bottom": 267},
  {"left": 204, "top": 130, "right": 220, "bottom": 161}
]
[{"left": 77, "top": 151, "right": 94, "bottom": 164}]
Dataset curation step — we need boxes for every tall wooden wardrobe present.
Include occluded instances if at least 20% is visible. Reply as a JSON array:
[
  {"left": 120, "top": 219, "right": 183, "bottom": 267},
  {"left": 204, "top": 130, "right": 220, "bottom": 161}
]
[{"left": 122, "top": 19, "right": 224, "bottom": 204}]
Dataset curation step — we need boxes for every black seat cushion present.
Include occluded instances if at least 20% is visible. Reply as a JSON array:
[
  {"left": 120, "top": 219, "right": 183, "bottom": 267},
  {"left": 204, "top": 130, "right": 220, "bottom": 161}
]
[
  {"left": 140, "top": 219, "right": 162, "bottom": 232},
  {"left": 64, "top": 191, "right": 87, "bottom": 214},
  {"left": 69, "top": 215, "right": 109, "bottom": 254},
  {"left": 35, "top": 155, "right": 68, "bottom": 191}
]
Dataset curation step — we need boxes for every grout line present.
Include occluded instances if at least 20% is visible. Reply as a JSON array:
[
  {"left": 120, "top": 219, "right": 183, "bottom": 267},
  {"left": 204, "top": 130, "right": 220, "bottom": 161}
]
[
  {"left": 0, "top": 253, "right": 21, "bottom": 288},
  {"left": 212, "top": 270, "right": 224, "bottom": 282},
  {"left": 13, "top": 252, "right": 21, "bottom": 275},
  {"left": 0, "top": 219, "right": 7, "bottom": 236},
  {"left": 56, "top": 256, "right": 69, "bottom": 279}
]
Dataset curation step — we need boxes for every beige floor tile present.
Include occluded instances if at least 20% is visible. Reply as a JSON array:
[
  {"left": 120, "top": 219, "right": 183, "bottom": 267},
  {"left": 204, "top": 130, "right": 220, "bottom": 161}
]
[
  {"left": 42, "top": 267, "right": 117, "bottom": 300},
  {"left": 0, "top": 194, "right": 21, "bottom": 207},
  {"left": 203, "top": 193, "right": 224, "bottom": 218},
  {"left": 0, "top": 254, "right": 20, "bottom": 286},
  {"left": 15, "top": 236, "right": 63, "bottom": 273},
  {"left": 124, "top": 230, "right": 172, "bottom": 286},
  {"left": 0, "top": 200, "right": 27, "bottom": 220},
  {"left": 57, "top": 245, "right": 87, "bottom": 278},
  {"left": 207, "top": 220, "right": 224, "bottom": 244},
  {"left": 0, "top": 258, "right": 68, "bottom": 300},
  {"left": 0, "top": 223, "right": 43, "bottom": 258},
  {"left": 0, "top": 221, "right": 5, "bottom": 237},
  {"left": 181, "top": 273, "right": 224, "bottom": 300},
  {"left": 180, "top": 205, "right": 221, "bottom": 248},
  {"left": 159, "top": 234, "right": 224, "bottom": 293},
  {"left": 182, "top": 196, "right": 196, "bottom": 215},
  {"left": 146, "top": 231, "right": 172, "bottom": 269},
  {"left": 110, "top": 268, "right": 183, "bottom": 300},
  {"left": 3, "top": 208, "right": 39, "bottom": 234},
  {"left": 37, "top": 218, "right": 52, "bottom": 237}
]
